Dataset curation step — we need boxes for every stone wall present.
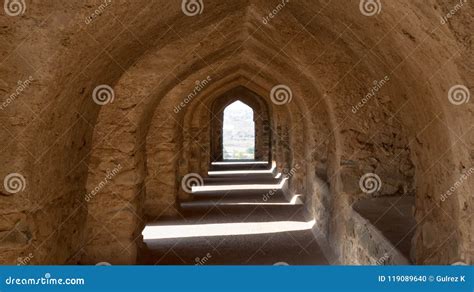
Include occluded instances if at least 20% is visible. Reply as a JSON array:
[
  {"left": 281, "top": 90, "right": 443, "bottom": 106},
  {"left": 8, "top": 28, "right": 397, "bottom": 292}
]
[{"left": 0, "top": 0, "right": 471, "bottom": 265}]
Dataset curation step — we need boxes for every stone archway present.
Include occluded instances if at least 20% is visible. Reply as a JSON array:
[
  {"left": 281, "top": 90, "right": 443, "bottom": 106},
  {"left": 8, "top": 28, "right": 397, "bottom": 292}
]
[
  {"left": 0, "top": 0, "right": 471, "bottom": 266},
  {"left": 210, "top": 87, "right": 272, "bottom": 163},
  {"left": 222, "top": 100, "right": 256, "bottom": 160}
]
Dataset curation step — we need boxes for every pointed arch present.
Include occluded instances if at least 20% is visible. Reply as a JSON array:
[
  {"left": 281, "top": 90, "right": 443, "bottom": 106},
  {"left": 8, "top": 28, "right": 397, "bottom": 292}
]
[
  {"left": 222, "top": 100, "right": 256, "bottom": 160},
  {"left": 209, "top": 87, "right": 272, "bottom": 163}
]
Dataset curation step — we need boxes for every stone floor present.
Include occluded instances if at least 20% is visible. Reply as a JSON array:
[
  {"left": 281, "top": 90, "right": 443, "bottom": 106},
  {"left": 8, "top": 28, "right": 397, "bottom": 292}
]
[
  {"left": 139, "top": 162, "right": 329, "bottom": 265},
  {"left": 139, "top": 208, "right": 329, "bottom": 265}
]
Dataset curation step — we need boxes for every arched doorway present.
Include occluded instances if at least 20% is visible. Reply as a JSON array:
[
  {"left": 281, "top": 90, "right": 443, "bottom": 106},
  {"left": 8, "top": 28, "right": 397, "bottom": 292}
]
[
  {"left": 222, "top": 101, "right": 255, "bottom": 160},
  {"left": 209, "top": 87, "right": 272, "bottom": 164}
]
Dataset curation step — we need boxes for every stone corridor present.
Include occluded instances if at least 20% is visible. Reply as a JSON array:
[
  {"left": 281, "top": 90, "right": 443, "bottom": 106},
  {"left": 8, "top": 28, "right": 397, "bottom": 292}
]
[
  {"left": 0, "top": 0, "right": 472, "bottom": 266},
  {"left": 140, "top": 161, "right": 328, "bottom": 265}
]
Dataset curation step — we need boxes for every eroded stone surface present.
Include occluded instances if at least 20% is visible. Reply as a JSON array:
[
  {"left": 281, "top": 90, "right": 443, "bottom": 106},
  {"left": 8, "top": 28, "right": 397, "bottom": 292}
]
[{"left": 0, "top": 0, "right": 472, "bottom": 265}]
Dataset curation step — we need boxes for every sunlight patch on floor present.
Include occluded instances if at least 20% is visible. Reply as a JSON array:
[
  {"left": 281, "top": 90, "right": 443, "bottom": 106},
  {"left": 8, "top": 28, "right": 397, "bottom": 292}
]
[
  {"left": 143, "top": 220, "right": 316, "bottom": 240},
  {"left": 208, "top": 161, "right": 277, "bottom": 176},
  {"left": 192, "top": 178, "right": 287, "bottom": 192}
]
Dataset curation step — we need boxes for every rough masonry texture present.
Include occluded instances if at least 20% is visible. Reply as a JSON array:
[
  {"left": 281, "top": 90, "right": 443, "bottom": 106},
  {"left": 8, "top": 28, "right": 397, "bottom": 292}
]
[{"left": 0, "top": 0, "right": 472, "bottom": 265}]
